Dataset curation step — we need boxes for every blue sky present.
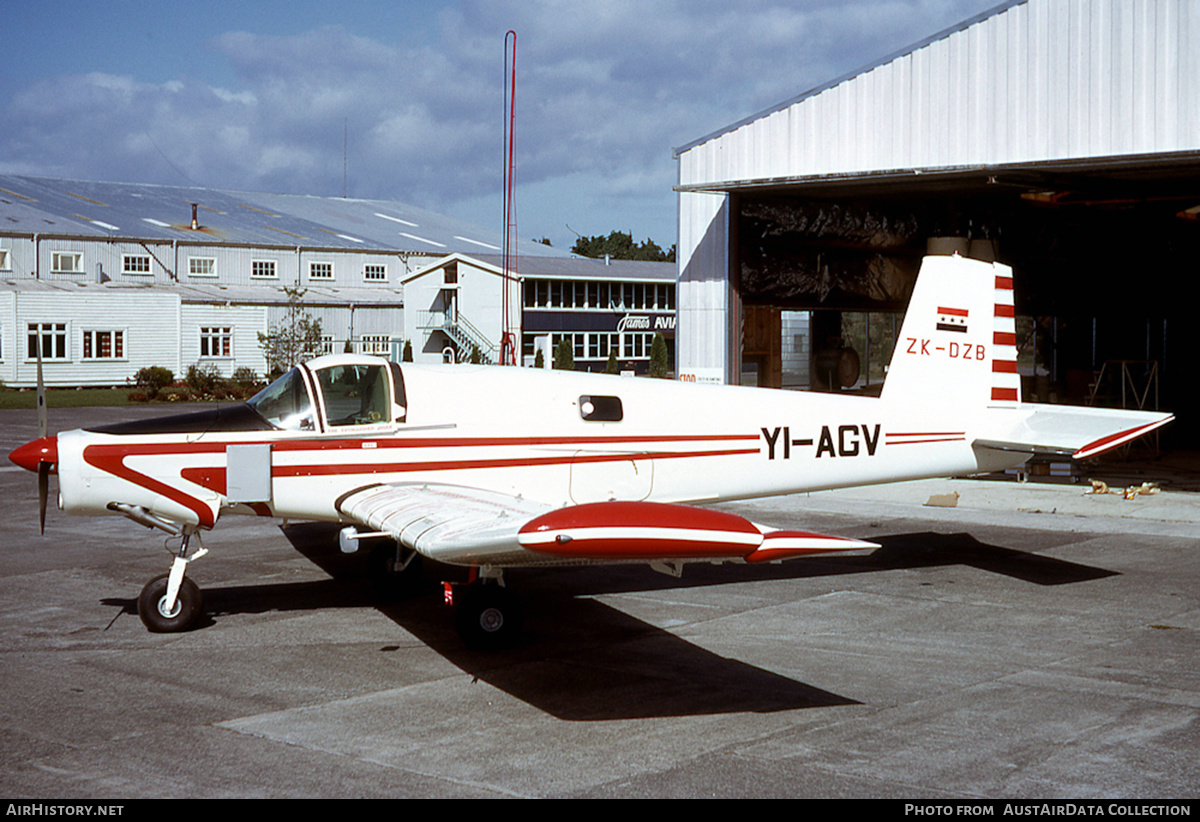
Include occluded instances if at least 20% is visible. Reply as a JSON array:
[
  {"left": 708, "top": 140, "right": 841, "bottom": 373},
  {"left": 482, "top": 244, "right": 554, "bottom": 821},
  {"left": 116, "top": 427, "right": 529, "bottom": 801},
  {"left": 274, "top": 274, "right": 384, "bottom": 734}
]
[{"left": 3, "top": 0, "right": 1000, "bottom": 250}]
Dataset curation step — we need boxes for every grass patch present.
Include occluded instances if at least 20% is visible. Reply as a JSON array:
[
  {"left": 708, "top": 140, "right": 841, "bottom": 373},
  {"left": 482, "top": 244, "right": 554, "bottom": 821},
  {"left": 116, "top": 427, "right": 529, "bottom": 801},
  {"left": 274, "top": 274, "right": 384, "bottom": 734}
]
[{"left": 0, "top": 387, "right": 140, "bottom": 409}]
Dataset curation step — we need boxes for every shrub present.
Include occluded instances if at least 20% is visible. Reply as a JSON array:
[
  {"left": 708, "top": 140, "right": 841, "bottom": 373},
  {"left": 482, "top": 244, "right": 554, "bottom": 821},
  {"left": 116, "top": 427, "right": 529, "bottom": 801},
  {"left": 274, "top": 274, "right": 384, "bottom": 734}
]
[
  {"left": 135, "top": 366, "right": 174, "bottom": 399},
  {"left": 185, "top": 363, "right": 226, "bottom": 397}
]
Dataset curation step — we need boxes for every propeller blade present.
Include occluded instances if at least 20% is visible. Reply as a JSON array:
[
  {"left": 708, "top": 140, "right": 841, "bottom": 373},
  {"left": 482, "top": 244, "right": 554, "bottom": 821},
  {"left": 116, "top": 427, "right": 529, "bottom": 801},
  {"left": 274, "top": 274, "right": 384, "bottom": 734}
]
[
  {"left": 38, "top": 461, "right": 49, "bottom": 535},
  {"left": 35, "top": 337, "right": 49, "bottom": 533},
  {"left": 36, "top": 337, "right": 47, "bottom": 440}
]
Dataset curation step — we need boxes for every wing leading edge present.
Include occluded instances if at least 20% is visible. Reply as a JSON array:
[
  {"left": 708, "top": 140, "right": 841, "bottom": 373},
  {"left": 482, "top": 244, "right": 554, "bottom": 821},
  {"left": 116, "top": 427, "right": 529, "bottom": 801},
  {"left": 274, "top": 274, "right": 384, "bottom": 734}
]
[{"left": 337, "top": 483, "right": 877, "bottom": 568}]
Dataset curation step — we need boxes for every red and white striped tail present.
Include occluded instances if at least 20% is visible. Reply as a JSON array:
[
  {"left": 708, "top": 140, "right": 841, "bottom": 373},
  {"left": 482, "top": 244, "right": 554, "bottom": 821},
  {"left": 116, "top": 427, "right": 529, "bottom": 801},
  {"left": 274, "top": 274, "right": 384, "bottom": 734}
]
[{"left": 990, "top": 270, "right": 1021, "bottom": 407}]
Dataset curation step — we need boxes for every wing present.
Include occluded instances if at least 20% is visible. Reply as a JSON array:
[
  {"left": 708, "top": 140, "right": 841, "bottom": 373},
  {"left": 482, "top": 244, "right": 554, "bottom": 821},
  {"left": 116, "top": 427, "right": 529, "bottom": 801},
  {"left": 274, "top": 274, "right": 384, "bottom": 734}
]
[
  {"left": 975, "top": 406, "right": 1173, "bottom": 460},
  {"left": 337, "top": 483, "right": 877, "bottom": 568}
]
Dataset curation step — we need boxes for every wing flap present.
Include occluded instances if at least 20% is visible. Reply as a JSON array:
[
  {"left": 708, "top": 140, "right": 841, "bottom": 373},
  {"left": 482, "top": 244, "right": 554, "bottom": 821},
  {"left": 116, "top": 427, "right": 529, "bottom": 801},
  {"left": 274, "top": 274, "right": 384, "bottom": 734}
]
[{"left": 337, "top": 483, "right": 553, "bottom": 565}]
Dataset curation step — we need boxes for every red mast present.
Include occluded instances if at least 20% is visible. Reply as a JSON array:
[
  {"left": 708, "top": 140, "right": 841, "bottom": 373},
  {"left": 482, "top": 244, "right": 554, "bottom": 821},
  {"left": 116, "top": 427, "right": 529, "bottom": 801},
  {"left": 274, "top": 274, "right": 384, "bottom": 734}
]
[{"left": 500, "top": 30, "right": 518, "bottom": 365}]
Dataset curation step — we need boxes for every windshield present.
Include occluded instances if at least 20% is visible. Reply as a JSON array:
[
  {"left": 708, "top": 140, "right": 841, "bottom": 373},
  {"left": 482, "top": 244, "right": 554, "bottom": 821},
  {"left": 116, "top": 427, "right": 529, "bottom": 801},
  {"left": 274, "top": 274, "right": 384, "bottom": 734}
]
[
  {"left": 247, "top": 368, "right": 316, "bottom": 431},
  {"left": 314, "top": 364, "right": 390, "bottom": 426}
]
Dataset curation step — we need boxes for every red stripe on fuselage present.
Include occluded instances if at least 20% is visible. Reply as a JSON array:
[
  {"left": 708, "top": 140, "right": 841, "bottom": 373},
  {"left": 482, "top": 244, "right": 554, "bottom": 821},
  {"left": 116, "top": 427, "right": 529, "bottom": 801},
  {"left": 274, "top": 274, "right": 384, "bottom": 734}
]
[{"left": 87, "top": 434, "right": 764, "bottom": 514}]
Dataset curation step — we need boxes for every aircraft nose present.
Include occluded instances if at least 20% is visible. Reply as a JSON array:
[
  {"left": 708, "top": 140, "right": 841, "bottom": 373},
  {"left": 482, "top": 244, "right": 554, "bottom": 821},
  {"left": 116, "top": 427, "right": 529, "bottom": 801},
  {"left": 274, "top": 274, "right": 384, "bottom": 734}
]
[{"left": 9, "top": 436, "right": 57, "bottom": 473}]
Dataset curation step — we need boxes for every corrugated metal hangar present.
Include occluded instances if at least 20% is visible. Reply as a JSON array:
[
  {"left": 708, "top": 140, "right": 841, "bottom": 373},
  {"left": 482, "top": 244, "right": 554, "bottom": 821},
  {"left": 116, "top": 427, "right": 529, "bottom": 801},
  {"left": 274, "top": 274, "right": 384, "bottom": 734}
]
[{"left": 675, "top": 0, "right": 1199, "bottom": 444}]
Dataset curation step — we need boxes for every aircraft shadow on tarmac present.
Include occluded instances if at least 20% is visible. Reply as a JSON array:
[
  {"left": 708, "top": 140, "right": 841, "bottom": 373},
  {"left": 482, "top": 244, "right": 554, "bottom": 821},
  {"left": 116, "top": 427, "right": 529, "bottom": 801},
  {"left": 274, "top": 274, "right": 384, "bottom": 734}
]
[{"left": 100, "top": 523, "right": 1114, "bottom": 721}]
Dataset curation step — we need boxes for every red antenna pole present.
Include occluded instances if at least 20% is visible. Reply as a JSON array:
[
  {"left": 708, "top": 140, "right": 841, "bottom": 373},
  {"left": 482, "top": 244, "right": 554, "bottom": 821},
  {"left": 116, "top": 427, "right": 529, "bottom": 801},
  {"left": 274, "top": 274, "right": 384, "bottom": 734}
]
[{"left": 500, "top": 30, "right": 518, "bottom": 365}]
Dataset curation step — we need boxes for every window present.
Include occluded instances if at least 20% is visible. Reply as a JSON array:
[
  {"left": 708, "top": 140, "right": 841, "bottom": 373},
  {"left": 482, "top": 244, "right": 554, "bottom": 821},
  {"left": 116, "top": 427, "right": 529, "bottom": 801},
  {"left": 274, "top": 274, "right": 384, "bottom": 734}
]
[
  {"left": 359, "top": 334, "right": 391, "bottom": 355},
  {"left": 51, "top": 252, "right": 83, "bottom": 274},
  {"left": 0, "top": 249, "right": 10, "bottom": 271},
  {"left": 251, "top": 260, "right": 277, "bottom": 279},
  {"left": 27, "top": 323, "right": 68, "bottom": 360},
  {"left": 84, "top": 330, "right": 123, "bottom": 359},
  {"left": 314, "top": 364, "right": 390, "bottom": 426},
  {"left": 122, "top": 254, "right": 152, "bottom": 275},
  {"left": 309, "top": 261, "right": 333, "bottom": 280},
  {"left": 200, "top": 326, "right": 232, "bottom": 357},
  {"left": 303, "top": 335, "right": 334, "bottom": 359},
  {"left": 189, "top": 257, "right": 217, "bottom": 278},
  {"left": 443, "top": 263, "right": 458, "bottom": 285},
  {"left": 364, "top": 264, "right": 387, "bottom": 282},
  {"left": 579, "top": 395, "right": 623, "bottom": 422},
  {"left": 82, "top": 330, "right": 124, "bottom": 359}
]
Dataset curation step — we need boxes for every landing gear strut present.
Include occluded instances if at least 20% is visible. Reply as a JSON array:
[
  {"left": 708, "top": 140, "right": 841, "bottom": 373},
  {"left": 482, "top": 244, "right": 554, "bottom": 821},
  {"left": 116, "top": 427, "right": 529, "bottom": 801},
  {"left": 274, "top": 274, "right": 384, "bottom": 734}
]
[{"left": 137, "top": 527, "right": 207, "bottom": 633}]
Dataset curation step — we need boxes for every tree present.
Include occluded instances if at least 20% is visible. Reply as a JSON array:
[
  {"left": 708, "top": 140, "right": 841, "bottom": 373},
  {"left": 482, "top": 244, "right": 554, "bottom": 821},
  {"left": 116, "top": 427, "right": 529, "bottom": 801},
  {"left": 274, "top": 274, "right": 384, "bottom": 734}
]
[
  {"left": 605, "top": 349, "right": 619, "bottom": 374},
  {"left": 553, "top": 338, "right": 574, "bottom": 371},
  {"left": 571, "top": 230, "right": 676, "bottom": 263},
  {"left": 649, "top": 332, "right": 669, "bottom": 378},
  {"left": 258, "top": 287, "right": 324, "bottom": 377},
  {"left": 402, "top": 339, "right": 413, "bottom": 362}
]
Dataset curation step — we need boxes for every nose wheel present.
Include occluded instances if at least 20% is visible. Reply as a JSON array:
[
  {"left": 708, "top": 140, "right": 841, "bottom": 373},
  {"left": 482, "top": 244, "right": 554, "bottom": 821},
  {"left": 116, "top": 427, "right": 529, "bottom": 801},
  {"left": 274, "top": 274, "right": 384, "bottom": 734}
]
[{"left": 138, "top": 574, "right": 203, "bottom": 632}]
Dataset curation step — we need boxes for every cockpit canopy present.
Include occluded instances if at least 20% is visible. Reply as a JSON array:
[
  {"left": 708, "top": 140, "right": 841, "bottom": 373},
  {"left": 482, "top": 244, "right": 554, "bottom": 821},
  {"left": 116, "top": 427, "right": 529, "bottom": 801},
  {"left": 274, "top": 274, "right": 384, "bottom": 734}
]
[{"left": 248, "top": 355, "right": 405, "bottom": 433}]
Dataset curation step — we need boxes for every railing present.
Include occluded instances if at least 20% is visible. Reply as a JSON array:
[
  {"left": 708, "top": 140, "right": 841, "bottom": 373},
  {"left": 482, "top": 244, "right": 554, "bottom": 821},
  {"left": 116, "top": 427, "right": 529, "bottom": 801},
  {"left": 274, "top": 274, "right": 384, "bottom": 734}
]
[{"left": 415, "top": 310, "right": 498, "bottom": 363}]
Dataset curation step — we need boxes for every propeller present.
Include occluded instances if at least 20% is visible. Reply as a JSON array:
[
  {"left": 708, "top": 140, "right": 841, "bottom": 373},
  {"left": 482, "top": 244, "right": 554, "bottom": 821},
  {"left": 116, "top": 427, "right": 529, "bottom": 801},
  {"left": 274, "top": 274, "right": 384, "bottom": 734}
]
[
  {"left": 35, "top": 338, "right": 50, "bottom": 534},
  {"left": 7, "top": 336, "right": 59, "bottom": 533}
]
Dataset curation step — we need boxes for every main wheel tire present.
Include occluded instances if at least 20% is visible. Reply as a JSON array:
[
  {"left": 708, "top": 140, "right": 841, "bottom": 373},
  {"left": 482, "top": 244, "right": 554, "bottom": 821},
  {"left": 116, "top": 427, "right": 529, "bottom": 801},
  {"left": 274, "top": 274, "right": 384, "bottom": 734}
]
[
  {"left": 454, "top": 585, "right": 523, "bottom": 650},
  {"left": 137, "top": 574, "right": 203, "bottom": 633}
]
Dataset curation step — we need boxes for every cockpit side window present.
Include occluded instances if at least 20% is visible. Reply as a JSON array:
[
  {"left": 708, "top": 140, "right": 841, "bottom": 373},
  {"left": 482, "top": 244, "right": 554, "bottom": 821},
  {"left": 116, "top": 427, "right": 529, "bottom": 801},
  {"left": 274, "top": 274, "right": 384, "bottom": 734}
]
[
  {"left": 315, "top": 364, "right": 390, "bottom": 426},
  {"left": 246, "top": 368, "right": 316, "bottom": 431}
]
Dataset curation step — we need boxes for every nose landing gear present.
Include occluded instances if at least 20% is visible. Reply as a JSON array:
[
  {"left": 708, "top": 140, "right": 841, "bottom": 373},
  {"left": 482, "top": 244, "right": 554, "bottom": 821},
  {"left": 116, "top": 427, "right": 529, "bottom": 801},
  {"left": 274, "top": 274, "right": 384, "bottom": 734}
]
[{"left": 137, "top": 527, "right": 207, "bottom": 633}]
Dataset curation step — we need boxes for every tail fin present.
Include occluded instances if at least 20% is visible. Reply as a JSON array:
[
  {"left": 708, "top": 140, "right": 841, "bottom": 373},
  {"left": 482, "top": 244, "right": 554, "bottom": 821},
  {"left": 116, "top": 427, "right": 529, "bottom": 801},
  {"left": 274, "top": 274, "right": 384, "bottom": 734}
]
[{"left": 882, "top": 253, "right": 1020, "bottom": 410}]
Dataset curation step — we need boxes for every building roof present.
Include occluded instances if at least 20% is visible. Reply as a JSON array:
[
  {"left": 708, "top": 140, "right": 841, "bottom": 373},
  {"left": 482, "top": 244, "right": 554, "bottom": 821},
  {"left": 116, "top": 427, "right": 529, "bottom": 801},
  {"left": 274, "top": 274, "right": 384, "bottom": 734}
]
[
  {"left": 0, "top": 277, "right": 402, "bottom": 307},
  {"left": 0, "top": 174, "right": 570, "bottom": 258}
]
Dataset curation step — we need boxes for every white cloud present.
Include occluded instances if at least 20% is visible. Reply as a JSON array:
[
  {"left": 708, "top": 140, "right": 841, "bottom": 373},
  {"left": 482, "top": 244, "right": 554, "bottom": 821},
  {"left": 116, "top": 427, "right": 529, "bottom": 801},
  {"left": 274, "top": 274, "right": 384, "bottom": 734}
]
[{"left": 1, "top": 0, "right": 1000, "bottom": 246}]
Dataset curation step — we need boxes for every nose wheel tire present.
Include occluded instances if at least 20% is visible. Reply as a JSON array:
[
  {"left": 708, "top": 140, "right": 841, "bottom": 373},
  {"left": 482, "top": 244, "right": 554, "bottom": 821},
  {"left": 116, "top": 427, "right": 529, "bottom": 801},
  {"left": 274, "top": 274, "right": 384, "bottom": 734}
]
[
  {"left": 137, "top": 574, "right": 203, "bottom": 633},
  {"left": 453, "top": 585, "right": 523, "bottom": 649}
]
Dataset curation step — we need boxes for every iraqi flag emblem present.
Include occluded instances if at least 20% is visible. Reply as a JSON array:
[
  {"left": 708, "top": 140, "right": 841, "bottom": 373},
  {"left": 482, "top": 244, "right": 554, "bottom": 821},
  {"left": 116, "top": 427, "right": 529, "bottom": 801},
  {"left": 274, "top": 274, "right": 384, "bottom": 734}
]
[{"left": 936, "top": 306, "right": 968, "bottom": 333}]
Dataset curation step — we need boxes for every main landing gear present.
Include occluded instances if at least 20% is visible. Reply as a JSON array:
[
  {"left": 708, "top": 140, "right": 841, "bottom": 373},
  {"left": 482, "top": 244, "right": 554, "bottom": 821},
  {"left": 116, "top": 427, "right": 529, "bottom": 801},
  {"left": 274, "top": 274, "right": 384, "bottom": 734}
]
[
  {"left": 358, "top": 532, "right": 524, "bottom": 649},
  {"left": 450, "top": 581, "right": 523, "bottom": 650},
  {"left": 137, "top": 527, "right": 207, "bottom": 633}
]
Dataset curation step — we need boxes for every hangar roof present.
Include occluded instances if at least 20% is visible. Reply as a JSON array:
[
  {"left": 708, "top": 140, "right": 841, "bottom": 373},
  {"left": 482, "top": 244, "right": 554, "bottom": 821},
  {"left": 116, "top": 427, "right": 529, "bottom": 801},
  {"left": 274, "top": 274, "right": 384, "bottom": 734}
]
[
  {"left": 676, "top": 0, "right": 1200, "bottom": 195},
  {"left": 0, "top": 174, "right": 568, "bottom": 258}
]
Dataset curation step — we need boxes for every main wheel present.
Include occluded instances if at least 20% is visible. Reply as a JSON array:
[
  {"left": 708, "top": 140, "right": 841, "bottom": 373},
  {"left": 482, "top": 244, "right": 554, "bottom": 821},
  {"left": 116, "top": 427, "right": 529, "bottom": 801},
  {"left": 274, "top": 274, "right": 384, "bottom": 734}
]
[
  {"left": 137, "top": 574, "right": 203, "bottom": 633},
  {"left": 453, "top": 585, "right": 523, "bottom": 650}
]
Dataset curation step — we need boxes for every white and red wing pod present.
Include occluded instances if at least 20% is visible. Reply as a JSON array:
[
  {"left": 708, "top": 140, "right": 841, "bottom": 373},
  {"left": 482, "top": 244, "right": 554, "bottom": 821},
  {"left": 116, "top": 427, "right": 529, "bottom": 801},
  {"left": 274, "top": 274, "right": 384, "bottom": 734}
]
[
  {"left": 744, "top": 530, "right": 879, "bottom": 563},
  {"left": 518, "top": 502, "right": 764, "bottom": 560},
  {"left": 517, "top": 502, "right": 877, "bottom": 563}
]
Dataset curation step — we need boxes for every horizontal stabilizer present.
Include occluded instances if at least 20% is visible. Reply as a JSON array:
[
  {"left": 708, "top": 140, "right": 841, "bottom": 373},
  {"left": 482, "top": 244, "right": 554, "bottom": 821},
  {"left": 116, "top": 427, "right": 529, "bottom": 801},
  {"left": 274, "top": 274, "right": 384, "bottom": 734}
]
[{"left": 975, "top": 406, "right": 1173, "bottom": 460}]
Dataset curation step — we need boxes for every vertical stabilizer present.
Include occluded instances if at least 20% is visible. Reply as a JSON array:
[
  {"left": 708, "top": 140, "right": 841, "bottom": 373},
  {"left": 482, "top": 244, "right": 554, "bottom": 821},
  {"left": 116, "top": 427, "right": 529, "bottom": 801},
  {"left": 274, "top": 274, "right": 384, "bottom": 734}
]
[{"left": 881, "top": 254, "right": 1020, "bottom": 410}]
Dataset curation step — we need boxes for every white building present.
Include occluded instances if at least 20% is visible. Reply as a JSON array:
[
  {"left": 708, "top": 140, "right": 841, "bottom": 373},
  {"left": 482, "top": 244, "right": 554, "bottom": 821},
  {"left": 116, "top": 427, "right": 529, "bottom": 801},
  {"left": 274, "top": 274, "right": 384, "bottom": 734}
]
[
  {"left": 0, "top": 175, "right": 567, "bottom": 387},
  {"left": 403, "top": 253, "right": 676, "bottom": 372}
]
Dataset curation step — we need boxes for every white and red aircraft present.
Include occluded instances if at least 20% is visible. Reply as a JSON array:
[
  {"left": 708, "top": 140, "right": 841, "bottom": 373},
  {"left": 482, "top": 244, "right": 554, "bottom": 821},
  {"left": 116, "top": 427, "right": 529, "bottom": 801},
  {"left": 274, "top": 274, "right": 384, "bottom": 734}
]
[{"left": 10, "top": 254, "right": 1173, "bottom": 646}]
